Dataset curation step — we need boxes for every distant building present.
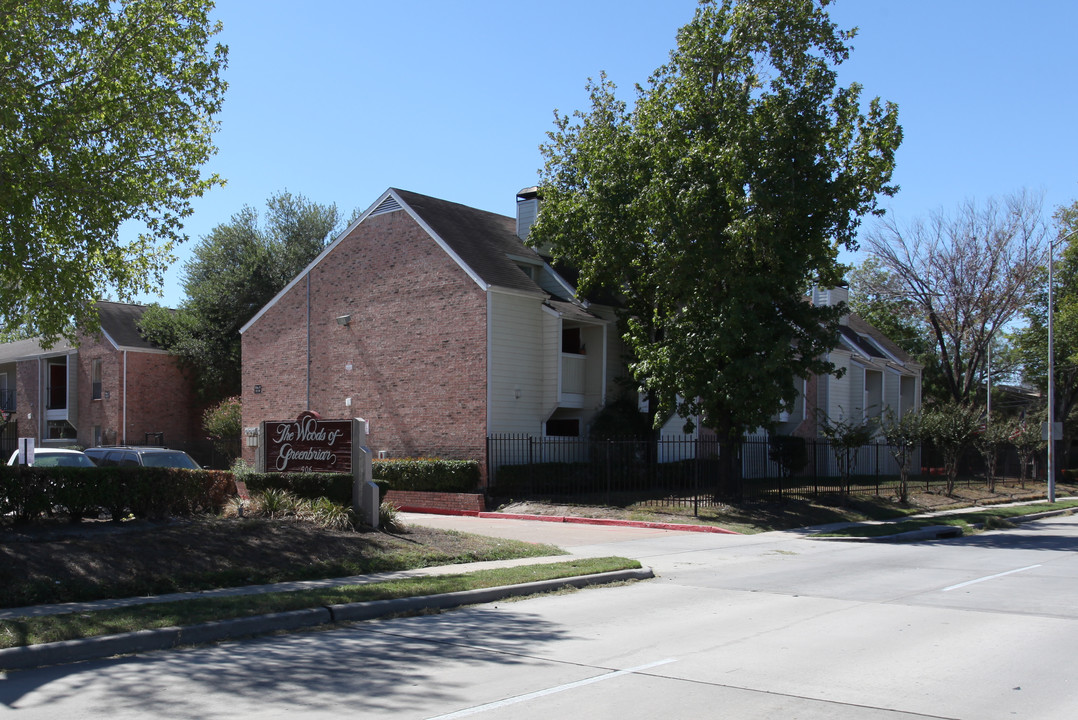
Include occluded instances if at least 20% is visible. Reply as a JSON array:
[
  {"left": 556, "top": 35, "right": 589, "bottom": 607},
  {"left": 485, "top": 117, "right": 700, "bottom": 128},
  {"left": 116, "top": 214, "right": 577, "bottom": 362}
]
[{"left": 0, "top": 302, "right": 205, "bottom": 460}]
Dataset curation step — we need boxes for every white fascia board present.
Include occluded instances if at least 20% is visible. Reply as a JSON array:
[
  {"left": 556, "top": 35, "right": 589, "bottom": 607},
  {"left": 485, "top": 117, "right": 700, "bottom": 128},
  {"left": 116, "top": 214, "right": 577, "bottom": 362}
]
[
  {"left": 505, "top": 252, "right": 543, "bottom": 266},
  {"left": 540, "top": 301, "right": 610, "bottom": 326},
  {"left": 489, "top": 285, "right": 547, "bottom": 300},
  {"left": 9, "top": 348, "right": 76, "bottom": 363},
  {"left": 537, "top": 260, "right": 584, "bottom": 306},
  {"left": 98, "top": 327, "right": 170, "bottom": 355},
  {"left": 838, "top": 334, "right": 866, "bottom": 359},
  {"left": 861, "top": 335, "right": 903, "bottom": 365},
  {"left": 112, "top": 345, "right": 171, "bottom": 355}
]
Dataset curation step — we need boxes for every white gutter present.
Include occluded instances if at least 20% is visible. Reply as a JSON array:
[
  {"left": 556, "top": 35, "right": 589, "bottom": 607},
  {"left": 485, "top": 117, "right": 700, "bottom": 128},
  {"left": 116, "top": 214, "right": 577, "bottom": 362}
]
[{"left": 122, "top": 350, "right": 128, "bottom": 445}]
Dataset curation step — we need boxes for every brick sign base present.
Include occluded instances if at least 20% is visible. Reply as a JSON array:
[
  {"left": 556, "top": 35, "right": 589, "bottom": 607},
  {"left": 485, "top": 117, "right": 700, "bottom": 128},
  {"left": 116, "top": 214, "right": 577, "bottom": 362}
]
[{"left": 384, "top": 491, "right": 485, "bottom": 515}]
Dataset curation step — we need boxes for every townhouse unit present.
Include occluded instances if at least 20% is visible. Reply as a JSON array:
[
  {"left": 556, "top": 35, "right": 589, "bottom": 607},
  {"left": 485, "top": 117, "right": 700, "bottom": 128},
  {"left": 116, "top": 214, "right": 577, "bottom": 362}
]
[{"left": 0, "top": 302, "right": 204, "bottom": 457}]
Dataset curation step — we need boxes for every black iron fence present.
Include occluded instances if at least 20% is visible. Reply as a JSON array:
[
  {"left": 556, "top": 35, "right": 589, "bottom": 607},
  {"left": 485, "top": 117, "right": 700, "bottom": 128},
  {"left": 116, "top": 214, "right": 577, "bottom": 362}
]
[{"left": 486, "top": 434, "right": 1048, "bottom": 507}]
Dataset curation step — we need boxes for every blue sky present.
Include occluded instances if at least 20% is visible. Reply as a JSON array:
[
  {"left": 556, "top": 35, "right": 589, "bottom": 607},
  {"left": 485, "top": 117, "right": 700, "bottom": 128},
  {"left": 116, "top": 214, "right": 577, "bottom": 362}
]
[{"left": 137, "top": 0, "right": 1078, "bottom": 307}]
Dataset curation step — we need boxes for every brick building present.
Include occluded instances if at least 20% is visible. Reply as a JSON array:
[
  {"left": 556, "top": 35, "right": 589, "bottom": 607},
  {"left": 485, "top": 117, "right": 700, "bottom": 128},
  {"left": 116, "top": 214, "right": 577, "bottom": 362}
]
[
  {"left": 0, "top": 302, "right": 205, "bottom": 460},
  {"left": 239, "top": 187, "right": 922, "bottom": 480},
  {"left": 240, "top": 188, "right": 623, "bottom": 475}
]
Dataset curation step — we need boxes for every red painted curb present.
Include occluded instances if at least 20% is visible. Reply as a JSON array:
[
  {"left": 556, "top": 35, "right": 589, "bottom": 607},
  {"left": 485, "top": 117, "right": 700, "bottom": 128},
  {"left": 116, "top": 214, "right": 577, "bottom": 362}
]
[
  {"left": 396, "top": 509, "right": 740, "bottom": 534},
  {"left": 393, "top": 506, "right": 480, "bottom": 517}
]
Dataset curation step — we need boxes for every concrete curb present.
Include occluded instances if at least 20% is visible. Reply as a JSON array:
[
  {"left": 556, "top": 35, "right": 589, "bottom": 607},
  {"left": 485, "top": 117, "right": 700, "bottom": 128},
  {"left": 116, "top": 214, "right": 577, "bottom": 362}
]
[
  {"left": 0, "top": 568, "right": 653, "bottom": 672},
  {"left": 810, "top": 506, "right": 1078, "bottom": 543},
  {"left": 398, "top": 508, "right": 740, "bottom": 534},
  {"left": 479, "top": 512, "right": 740, "bottom": 534}
]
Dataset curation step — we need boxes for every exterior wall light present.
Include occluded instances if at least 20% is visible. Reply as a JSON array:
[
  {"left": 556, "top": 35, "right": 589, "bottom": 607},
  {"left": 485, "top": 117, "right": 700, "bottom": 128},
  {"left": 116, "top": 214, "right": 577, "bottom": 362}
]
[{"left": 336, "top": 314, "right": 351, "bottom": 326}]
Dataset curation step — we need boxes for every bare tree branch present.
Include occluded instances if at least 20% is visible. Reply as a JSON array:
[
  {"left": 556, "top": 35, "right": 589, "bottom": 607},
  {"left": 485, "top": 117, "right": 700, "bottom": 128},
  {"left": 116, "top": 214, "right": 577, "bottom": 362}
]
[{"left": 865, "top": 191, "right": 1048, "bottom": 405}]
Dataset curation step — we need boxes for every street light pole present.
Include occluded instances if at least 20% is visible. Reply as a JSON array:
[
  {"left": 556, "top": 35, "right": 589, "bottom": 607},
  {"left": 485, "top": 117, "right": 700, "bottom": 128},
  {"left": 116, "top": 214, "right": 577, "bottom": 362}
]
[
  {"left": 1048, "top": 229, "right": 1078, "bottom": 503},
  {"left": 1049, "top": 236, "right": 1056, "bottom": 502}
]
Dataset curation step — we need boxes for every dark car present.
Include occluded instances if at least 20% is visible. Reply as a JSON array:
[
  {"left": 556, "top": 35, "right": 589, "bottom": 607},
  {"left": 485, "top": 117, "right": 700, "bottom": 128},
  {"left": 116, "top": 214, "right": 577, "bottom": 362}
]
[{"left": 84, "top": 446, "right": 201, "bottom": 469}]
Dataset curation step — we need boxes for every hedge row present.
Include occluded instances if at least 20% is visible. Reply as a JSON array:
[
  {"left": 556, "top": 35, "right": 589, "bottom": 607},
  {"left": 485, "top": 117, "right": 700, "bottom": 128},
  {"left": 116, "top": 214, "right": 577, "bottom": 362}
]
[
  {"left": 373, "top": 458, "right": 479, "bottom": 493},
  {"left": 243, "top": 472, "right": 355, "bottom": 504},
  {"left": 0, "top": 466, "right": 235, "bottom": 523},
  {"left": 241, "top": 459, "right": 480, "bottom": 502}
]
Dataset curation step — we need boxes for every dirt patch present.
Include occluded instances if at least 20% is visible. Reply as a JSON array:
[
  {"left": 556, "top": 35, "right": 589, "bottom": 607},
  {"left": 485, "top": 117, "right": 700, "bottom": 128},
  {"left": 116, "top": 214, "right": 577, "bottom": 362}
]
[
  {"left": 492, "top": 481, "right": 1078, "bottom": 530},
  {"left": 0, "top": 515, "right": 555, "bottom": 609}
]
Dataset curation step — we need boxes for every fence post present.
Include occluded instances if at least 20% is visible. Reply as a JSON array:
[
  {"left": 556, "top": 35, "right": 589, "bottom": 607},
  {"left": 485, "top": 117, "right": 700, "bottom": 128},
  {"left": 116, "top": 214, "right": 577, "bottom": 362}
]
[
  {"left": 528, "top": 435, "right": 535, "bottom": 495},
  {"left": 813, "top": 439, "right": 819, "bottom": 496},
  {"left": 875, "top": 442, "right": 880, "bottom": 496},
  {"left": 693, "top": 435, "right": 700, "bottom": 517},
  {"left": 605, "top": 440, "right": 612, "bottom": 505}
]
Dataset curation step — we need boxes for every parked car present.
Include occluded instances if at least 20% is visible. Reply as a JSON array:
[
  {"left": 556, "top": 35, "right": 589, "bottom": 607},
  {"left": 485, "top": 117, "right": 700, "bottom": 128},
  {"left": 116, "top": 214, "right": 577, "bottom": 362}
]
[
  {"left": 6, "top": 448, "right": 97, "bottom": 467},
  {"left": 84, "top": 446, "right": 201, "bottom": 469}
]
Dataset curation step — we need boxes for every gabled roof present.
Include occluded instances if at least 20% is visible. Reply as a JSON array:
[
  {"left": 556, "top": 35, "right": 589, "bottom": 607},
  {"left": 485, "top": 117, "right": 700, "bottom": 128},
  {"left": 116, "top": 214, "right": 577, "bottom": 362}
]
[
  {"left": 241, "top": 188, "right": 585, "bottom": 334},
  {"left": 0, "top": 336, "right": 74, "bottom": 363},
  {"left": 844, "top": 313, "right": 919, "bottom": 368},
  {"left": 96, "top": 301, "right": 163, "bottom": 351},
  {"left": 393, "top": 189, "right": 548, "bottom": 295},
  {"left": 0, "top": 301, "right": 166, "bottom": 362}
]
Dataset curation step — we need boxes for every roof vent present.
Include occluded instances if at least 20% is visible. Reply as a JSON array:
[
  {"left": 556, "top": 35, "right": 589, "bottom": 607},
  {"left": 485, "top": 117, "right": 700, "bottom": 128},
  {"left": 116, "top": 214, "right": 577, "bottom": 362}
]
[{"left": 371, "top": 195, "right": 402, "bottom": 216}]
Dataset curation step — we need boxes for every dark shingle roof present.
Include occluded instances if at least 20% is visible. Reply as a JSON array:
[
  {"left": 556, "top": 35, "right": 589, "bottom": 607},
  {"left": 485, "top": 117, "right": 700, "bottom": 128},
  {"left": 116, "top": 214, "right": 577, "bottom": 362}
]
[
  {"left": 392, "top": 189, "right": 546, "bottom": 294},
  {"left": 96, "top": 302, "right": 161, "bottom": 350},
  {"left": 846, "top": 313, "right": 915, "bottom": 365}
]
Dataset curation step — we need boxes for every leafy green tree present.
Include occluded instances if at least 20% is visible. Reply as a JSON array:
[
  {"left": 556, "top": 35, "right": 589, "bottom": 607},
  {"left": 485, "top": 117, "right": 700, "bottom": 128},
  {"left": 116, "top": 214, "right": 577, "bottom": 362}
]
[
  {"left": 817, "top": 410, "right": 876, "bottom": 495},
  {"left": 1009, "top": 413, "right": 1046, "bottom": 488},
  {"left": 140, "top": 192, "right": 343, "bottom": 400},
  {"left": 1008, "top": 201, "right": 1078, "bottom": 462},
  {"left": 922, "top": 402, "right": 981, "bottom": 496},
  {"left": 529, "top": 0, "right": 901, "bottom": 468},
  {"left": 0, "top": 0, "right": 227, "bottom": 344},
  {"left": 974, "top": 420, "right": 1011, "bottom": 492},
  {"left": 879, "top": 409, "right": 924, "bottom": 504},
  {"left": 768, "top": 435, "right": 809, "bottom": 482},
  {"left": 203, "top": 395, "right": 241, "bottom": 462}
]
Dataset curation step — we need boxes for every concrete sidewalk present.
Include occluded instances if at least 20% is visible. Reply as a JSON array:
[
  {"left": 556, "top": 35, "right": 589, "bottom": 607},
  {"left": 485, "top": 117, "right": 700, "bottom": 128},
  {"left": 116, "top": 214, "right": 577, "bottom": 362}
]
[{"left": 3, "top": 498, "right": 1073, "bottom": 671}]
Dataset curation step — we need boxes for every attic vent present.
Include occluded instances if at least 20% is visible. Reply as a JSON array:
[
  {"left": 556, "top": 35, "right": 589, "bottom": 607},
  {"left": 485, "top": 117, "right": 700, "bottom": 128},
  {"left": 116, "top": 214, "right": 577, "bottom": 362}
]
[{"left": 371, "top": 196, "right": 402, "bottom": 216}]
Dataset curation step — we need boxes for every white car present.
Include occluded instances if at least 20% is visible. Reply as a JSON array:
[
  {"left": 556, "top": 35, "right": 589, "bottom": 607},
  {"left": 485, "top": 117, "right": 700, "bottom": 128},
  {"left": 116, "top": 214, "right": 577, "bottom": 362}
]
[{"left": 6, "top": 448, "right": 97, "bottom": 468}]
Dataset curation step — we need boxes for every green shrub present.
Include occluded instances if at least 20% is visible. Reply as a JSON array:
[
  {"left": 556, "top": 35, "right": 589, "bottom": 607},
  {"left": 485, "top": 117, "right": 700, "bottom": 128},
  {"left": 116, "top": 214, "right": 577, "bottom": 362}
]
[
  {"left": 243, "top": 472, "right": 354, "bottom": 504},
  {"left": 379, "top": 500, "right": 406, "bottom": 533},
  {"left": 0, "top": 466, "right": 234, "bottom": 523},
  {"left": 373, "top": 458, "right": 480, "bottom": 493}
]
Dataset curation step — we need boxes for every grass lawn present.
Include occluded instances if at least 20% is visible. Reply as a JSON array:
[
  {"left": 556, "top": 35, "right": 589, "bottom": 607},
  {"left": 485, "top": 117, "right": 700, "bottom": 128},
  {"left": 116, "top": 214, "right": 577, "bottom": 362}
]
[
  {"left": 811, "top": 500, "right": 1078, "bottom": 538},
  {"left": 0, "top": 557, "right": 639, "bottom": 649}
]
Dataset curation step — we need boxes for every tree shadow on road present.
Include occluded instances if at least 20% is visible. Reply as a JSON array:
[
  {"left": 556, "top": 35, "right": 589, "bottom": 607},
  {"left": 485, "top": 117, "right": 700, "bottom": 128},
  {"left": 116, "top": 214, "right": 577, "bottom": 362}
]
[{"left": 1, "top": 605, "right": 576, "bottom": 716}]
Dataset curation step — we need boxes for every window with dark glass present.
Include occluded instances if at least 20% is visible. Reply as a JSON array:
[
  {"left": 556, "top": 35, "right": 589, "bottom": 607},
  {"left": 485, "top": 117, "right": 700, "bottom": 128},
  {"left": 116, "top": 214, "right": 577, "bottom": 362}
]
[
  {"left": 92, "top": 359, "right": 102, "bottom": 400},
  {"left": 562, "top": 327, "right": 582, "bottom": 354},
  {"left": 545, "top": 418, "right": 580, "bottom": 437}
]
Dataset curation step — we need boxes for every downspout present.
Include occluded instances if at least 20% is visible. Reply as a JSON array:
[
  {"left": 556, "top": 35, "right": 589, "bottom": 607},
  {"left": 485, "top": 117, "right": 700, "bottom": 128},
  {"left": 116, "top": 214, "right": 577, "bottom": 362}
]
[
  {"left": 306, "top": 273, "right": 311, "bottom": 411},
  {"left": 122, "top": 350, "right": 127, "bottom": 445},
  {"left": 36, "top": 357, "right": 41, "bottom": 441}
]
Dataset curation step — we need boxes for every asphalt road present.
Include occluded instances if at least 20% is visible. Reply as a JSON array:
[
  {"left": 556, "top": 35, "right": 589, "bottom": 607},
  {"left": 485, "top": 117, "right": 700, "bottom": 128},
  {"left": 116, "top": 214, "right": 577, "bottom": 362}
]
[{"left": 3, "top": 513, "right": 1078, "bottom": 719}]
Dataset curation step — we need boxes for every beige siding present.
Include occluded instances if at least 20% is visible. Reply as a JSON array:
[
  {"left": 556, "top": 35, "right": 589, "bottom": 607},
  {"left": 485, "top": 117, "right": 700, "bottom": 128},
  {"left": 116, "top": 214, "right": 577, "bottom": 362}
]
[
  {"left": 488, "top": 290, "right": 546, "bottom": 435},
  {"left": 827, "top": 349, "right": 852, "bottom": 422},
  {"left": 541, "top": 309, "right": 560, "bottom": 419},
  {"left": 885, "top": 368, "right": 902, "bottom": 418},
  {"left": 849, "top": 362, "right": 866, "bottom": 421}
]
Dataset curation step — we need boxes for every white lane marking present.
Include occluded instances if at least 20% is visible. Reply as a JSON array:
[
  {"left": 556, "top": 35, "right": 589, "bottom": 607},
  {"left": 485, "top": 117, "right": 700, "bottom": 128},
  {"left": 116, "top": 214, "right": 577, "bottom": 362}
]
[
  {"left": 942, "top": 564, "right": 1042, "bottom": 592},
  {"left": 426, "top": 658, "right": 678, "bottom": 719}
]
